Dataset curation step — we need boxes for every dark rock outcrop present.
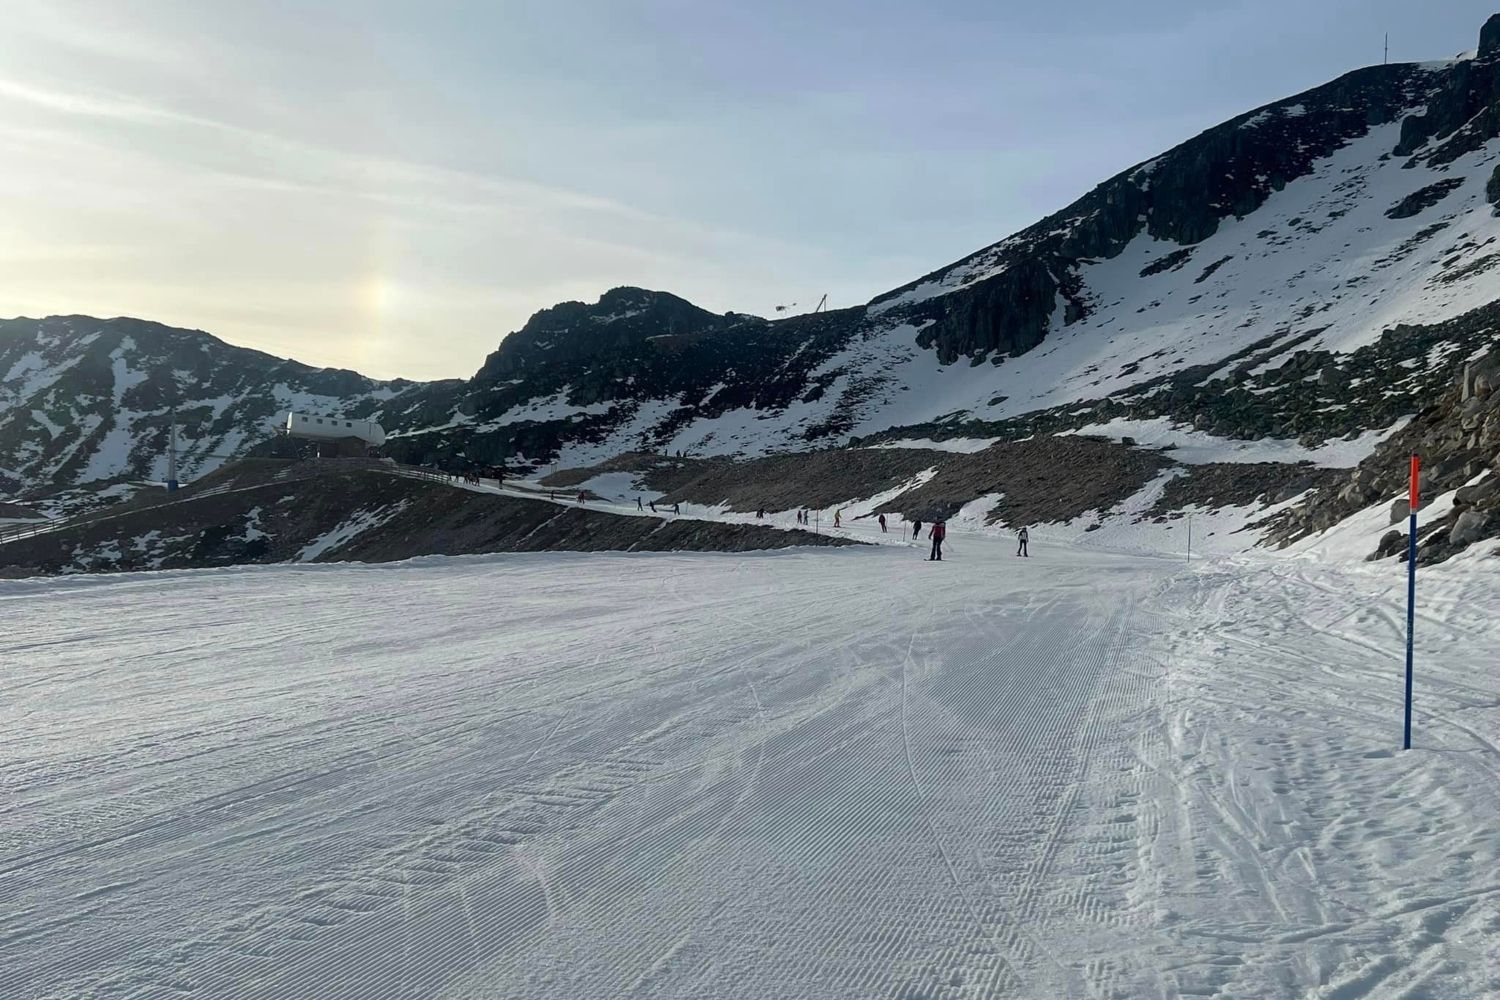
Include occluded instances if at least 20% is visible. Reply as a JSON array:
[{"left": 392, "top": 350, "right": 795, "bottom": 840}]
[
  {"left": 859, "top": 297, "right": 1500, "bottom": 453},
  {"left": 1148, "top": 463, "right": 1344, "bottom": 520},
  {"left": 382, "top": 289, "right": 870, "bottom": 471},
  {"left": 1394, "top": 20, "right": 1500, "bottom": 166},
  {"left": 1265, "top": 347, "right": 1500, "bottom": 563},
  {"left": 555, "top": 435, "right": 1178, "bottom": 529},
  {"left": 0, "top": 464, "right": 851, "bottom": 577},
  {"left": 1386, "top": 178, "right": 1466, "bottom": 219}
]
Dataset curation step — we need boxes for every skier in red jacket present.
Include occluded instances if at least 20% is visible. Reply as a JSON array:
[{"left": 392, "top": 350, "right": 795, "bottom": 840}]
[{"left": 928, "top": 520, "right": 946, "bottom": 561}]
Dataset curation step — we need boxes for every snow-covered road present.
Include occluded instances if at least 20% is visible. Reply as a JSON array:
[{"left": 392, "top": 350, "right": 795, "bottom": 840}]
[{"left": 2, "top": 533, "right": 1496, "bottom": 998}]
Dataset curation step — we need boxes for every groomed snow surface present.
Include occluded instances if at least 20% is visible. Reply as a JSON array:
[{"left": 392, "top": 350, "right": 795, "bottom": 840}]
[{"left": 3, "top": 528, "right": 1497, "bottom": 998}]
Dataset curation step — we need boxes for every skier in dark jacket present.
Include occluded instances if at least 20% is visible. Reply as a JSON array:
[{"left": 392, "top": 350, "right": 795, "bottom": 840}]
[
  {"left": 1017, "top": 526, "right": 1029, "bottom": 557},
  {"left": 878, "top": 514, "right": 887, "bottom": 533},
  {"left": 910, "top": 518, "right": 922, "bottom": 541},
  {"left": 928, "top": 521, "right": 946, "bottom": 561}
]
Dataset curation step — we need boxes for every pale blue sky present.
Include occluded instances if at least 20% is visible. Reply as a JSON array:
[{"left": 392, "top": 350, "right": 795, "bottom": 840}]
[{"left": 0, "top": 1, "right": 1492, "bottom": 379}]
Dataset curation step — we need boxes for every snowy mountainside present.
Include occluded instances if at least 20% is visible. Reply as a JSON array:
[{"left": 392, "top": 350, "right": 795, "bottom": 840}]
[
  {"left": 10, "top": 16, "right": 1500, "bottom": 496},
  {"left": 380, "top": 286, "right": 869, "bottom": 471},
  {"left": 0, "top": 316, "right": 455, "bottom": 493},
  {"left": 389, "top": 21, "right": 1500, "bottom": 470}
]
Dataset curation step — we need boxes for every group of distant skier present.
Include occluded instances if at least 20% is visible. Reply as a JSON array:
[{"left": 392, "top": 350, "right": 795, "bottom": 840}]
[
  {"left": 435, "top": 465, "right": 1035, "bottom": 558},
  {"left": 922, "top": 521, "right": 1028, "bottom": 561},
  {"left": 783, "top": 505, "right": 1033, "bottom": 562},
  {"left": 634, "top": 495, "right": 679, "bottom": 515},
  {"left": 584, "top": 486, "right": 1034, "bottom": 560},
  {"left": 449, "top": 467, "right": 504, "bottom": 487}
]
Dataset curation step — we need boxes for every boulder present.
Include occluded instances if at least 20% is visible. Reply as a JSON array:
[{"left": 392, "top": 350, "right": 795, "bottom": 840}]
[
  {"left": 1460, "top": 397, "right": 1487, "bottom": 431},
  {"left": 1371, "top": 529, "right": 1407, "bottom": 560},
  {"left": 1454, "top": 478, "right": 1498, "bottom": 507},
  {"left": 1449, "top": 509, "right": 1492, "bottom": 547},
  {"left": 1389, "top": 497, "right": 1412, "bottom": 524}
]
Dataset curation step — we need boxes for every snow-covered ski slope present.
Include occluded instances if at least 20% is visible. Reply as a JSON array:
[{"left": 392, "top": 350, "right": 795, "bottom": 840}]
[{"left": 3, "top": 528, "right": 1496, "bottom": 998}]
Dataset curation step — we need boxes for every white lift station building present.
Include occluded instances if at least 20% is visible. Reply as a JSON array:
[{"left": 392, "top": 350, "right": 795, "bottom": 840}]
[{"left": 283, "top": 412, "right": 387, "bottom": 447}]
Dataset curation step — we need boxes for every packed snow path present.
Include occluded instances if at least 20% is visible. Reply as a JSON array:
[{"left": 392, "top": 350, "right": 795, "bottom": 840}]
[{"left": 2, "top": 537, "right": 1496, "bottom": 998}]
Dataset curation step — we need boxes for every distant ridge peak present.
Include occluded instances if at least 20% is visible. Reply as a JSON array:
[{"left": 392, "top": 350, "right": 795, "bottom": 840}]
[{"left": 1480, "top": 12, "right": 1500, "bottom": 56}]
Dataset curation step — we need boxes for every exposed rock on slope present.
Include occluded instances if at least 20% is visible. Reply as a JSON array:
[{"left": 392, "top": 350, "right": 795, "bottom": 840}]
[
  {"left": 867, "top": 438, "right": 1174, "bottom": 526},
  {"left": 639, "top": 449, "right": 945, "bottom": 514},
  {"left": 0, "top": 500, "right": 44, "bottom": 521},
  {"left": 1266, "top": 347, "right": 1500, "bottom": 563},
  {"left": 0, "top": 464, "right": 850, "bottom": 577},
  {"left": 1146, "top": 463, "right": 1342, "bottom": 521},
  {"left": 861, "top": 298, "right": 1500, "bottom": 449},
  {"left": 555, "top": 437, "right": 1180, "bottom": 527},
  {"left": 382, "top": 288, "right": 868, "bottom": 471}
]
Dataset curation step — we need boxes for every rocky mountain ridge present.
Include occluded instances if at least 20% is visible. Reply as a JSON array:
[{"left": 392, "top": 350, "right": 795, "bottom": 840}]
[
  {"left": 6, "top": 15, "right": 1500, "bottom": 519},
  {"left": 0, "top": 315, "right": 453, "bottom": 495}
]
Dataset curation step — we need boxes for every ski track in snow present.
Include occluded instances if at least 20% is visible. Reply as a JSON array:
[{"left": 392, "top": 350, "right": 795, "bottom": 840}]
[{"left": 0, "top": 532, "right": 1496, "bottom": 999}]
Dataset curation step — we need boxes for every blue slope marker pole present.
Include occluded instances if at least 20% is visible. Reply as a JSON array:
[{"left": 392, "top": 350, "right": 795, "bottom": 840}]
[{"left": 1404, "top": 453, "right": 1419, "bottom": 751}]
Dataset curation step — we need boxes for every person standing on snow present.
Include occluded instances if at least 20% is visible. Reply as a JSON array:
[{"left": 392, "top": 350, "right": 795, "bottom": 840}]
[
  {"left": 637, "top": 496, "right": 644, "bottom": 510},
  {"left": 673, "top": 502, "right": 681, "bottom": 515},
  {"left": 1017, "top": 526, "right": 1029, "bottom": 557},
  {"left": 910, "top": 518, "right": 922, "bottom": 541},
  {"left": 650, "top": 500, "right": 657, "bottom": 513},
  {"left": 928, "top": 520, "right": 946, "bottom": 561},
  {"left": 878, "top": 514, "right": 887, "bottom": 533},
  {"left": 834, "top": 509, "right": 842, "bottom": 529}
]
